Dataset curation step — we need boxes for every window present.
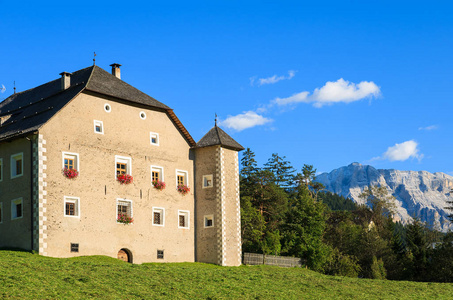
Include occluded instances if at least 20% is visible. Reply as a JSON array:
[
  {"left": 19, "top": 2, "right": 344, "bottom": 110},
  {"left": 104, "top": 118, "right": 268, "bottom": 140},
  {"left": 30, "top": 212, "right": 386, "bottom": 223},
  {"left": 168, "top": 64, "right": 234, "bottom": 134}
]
[
  {"left": 116, "top": 199, "right": 133, "bottom": 223},
  {"left": 204, "top": 215, "right": 214, "bottom": 228},
  {"left": 157, "top": 250, "right": 164, "bottom": 259},
  {"left": 150, "top": 132, "right": 159, "bottom": 146},
  {"left": 153, "top": 207, "right": 165, "bottom": 226},
  {"left": 94, "top": 120, "right": 104, "bottom": 134},
  {"left": 0, "top": 158, "right": 3, "bottom": 182},
  {"left": 115, "top": 156, "right": 132, "bottom": 177},
  {"left": 0, "top": 202, "right": 3, "bottom": 224},
  {"left": 203, "top": 174, "right": 213, "bottom": 188},
  {"left": 140, "top": 111, "right": 147, "bottom": 120},
  {"left": 11, "top": 153, "right": 23, "bottom": 179},
  {"left": 11, "top": 198, "right": 23, "bottom": 220},
  {"left": 71, "top": 243, "right": 79, "bottom": 253},
  {"left": 178, "top": 210, "right": 190, "bottom": 229},
  {"left": 62, "top": 152, "right": 79, "bottom": 171},
  {"left": 64, "top": 196, "right": 80, "bottom": 217},
  {"left": 104, "top": 103, "right": 111, "bottom": 113},
  {"left": 151, "top": 166, "right": 164, "bottom": 182},
  {"left": 176, "top": 170, "right": 188, "bottom": 187}
]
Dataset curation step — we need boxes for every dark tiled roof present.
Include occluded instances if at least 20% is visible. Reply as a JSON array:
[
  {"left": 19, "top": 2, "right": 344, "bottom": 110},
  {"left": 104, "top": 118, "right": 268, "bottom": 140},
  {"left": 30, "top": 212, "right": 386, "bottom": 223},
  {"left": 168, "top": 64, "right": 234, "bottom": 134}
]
[
  {"left": 196, "top": 125, "right": 244, "bottom": 151},
  {"left": 0, "top": 65, "right": 194, "bottom": 145}
]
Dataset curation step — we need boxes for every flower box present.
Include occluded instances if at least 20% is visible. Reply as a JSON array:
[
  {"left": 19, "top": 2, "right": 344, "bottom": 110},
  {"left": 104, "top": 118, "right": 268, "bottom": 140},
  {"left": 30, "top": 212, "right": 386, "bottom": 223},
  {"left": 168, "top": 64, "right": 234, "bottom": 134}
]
[
  {"left": 152, "top": 180, "right": 166, "bottom": 190},
  {"left": 63, "top": 168, "right": 79, "bottom": 179},
  {"left": 177, "top": 184, "right": 190, "bottom": 195},
  {"left": 117, "top": 213, "right": 133, "bottom": 224},
  {"left": 117, "top": 174, "right": 133, "bottom": 185}
]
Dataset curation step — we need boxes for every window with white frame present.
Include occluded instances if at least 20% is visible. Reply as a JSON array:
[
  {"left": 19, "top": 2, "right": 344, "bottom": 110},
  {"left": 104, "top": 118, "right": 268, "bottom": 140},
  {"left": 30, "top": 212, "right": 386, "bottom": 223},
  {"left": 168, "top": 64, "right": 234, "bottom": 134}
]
[
  {"left": 0, "top": 202, "right": 3, "bottom": 224},
  {"left": 178, "top": 210, "right": 190, "bottom": 229},
  {"left": 150, "top": 132, "right": 159, "bottom": 146},
  {"left": 104, "top": 103, "right": 111, "bottom": 113},
  {"left": 64, "top": 196, "right": 80, "bottom": 217},
  {"left": 140, "top": 111, "right": 147, "bottom": 120},
  {"left": 151, "top": 165, "right": 164, "bottom": 183},
  {"left": 203, "top": 174, "right": 213, "bottom": 188},
  {"left": 116, "top": 199, "right": 133, "bottom": 223},
  {"left": 62, "top": 152, "right": 79, "bottom": 171},
  {"left": 204, "top": 215, "right": 214, "bottom": 228},
  {"left": 11, "top": 198, "right": 23, "bottom": 220},
  {"left": 94, "top": 120, "right": 104, "bottom": 134},
  {"left": 11, "top": 153, "right": 23, "bottom": 179},
  {"left": 0, "top": 158, "right": 3, "bottom": 182},
  {"left": 176, "top": 170, "right": 188, "bottom": 187},
  {"left": 115, "top": 156, "right": 132, "bottom": 177},
  {"left": 152, "top": 207, "right": 165, "bottom": 226}
]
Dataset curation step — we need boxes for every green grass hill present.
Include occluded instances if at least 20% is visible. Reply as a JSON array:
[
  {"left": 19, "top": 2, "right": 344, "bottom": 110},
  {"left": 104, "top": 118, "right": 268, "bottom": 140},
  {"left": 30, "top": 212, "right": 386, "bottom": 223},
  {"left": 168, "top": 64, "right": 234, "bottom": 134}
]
[{"left": 1, "top": 251, "right": 452, "bottom": 299}]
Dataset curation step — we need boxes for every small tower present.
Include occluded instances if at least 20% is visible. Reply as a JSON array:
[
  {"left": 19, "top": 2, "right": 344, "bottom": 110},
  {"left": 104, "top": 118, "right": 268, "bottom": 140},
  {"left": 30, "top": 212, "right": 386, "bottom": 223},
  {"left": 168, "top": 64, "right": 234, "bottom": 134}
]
[{"left": 194, "top": 125, "right": 244, "bottom": 266}]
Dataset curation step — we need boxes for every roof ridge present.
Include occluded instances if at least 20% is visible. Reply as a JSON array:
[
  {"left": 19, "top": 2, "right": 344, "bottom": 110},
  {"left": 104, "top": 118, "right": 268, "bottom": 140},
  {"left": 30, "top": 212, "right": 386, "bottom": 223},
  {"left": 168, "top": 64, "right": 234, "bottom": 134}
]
[{"left": 84, "top": 65, "right": 96, "bottom": 89}]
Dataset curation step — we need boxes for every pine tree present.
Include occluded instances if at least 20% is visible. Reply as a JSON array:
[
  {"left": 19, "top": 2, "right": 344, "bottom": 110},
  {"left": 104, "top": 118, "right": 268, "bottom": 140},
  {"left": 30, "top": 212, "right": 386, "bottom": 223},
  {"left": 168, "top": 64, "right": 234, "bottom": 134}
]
[{"left": 264, "top": 153, "right": 295, "bottom": 188}]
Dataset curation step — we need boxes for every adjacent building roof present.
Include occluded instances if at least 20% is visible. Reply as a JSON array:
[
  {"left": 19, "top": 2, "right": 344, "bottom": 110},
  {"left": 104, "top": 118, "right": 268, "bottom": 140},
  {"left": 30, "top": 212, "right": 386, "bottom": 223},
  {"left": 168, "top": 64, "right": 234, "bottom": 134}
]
[
  {"left": 196, "top": 125, "right": 244, "bottom": 151},
  {"left": 0, "top": 65, "right": 195, "bottom": 145}
]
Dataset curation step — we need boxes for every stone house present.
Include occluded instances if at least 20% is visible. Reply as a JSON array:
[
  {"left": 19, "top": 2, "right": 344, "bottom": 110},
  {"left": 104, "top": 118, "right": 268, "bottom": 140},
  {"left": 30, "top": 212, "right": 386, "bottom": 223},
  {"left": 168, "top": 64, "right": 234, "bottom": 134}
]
[{"left": 0, "top": 64, "right": 243, "bottom": 265}]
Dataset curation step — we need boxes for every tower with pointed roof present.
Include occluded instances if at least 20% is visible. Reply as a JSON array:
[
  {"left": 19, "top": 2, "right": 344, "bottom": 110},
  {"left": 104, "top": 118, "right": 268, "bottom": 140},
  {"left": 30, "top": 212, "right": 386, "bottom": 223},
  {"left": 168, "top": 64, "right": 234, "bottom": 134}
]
[{"left": 194, "top": 125, "right": 244, "bottom": 266}]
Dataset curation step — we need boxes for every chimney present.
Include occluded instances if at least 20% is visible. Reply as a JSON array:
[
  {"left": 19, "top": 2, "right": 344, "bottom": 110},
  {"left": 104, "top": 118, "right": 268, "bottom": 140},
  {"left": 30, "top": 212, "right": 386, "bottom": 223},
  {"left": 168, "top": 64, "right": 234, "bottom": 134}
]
[
  {"left": 110, "top": 63, "right": 122, "bottom": 79},
  {"left": 59, "top": 72, "right": 71, "bottom": 90}
]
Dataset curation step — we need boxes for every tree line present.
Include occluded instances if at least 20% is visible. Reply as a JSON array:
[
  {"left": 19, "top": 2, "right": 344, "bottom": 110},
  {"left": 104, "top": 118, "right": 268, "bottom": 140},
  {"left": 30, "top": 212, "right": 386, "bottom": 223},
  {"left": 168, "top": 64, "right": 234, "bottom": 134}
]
[{"left": 240, "top": 148, "right": 453, "bottom": 282}]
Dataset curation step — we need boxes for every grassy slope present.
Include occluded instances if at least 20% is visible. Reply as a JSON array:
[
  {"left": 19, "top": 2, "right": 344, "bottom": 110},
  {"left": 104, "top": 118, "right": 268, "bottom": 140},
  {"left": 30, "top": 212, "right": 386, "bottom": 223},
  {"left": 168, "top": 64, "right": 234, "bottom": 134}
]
[{"left": 0, "top": 251, "right": 452, "bottom": 299}]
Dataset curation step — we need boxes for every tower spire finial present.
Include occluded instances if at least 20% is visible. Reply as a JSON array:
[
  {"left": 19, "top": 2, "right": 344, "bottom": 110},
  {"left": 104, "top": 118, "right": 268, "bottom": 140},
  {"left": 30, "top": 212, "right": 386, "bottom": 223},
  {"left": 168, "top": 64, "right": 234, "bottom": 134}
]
[
  {"left": 93, "top": 52, "right": 96, "bottom": 65},
  {"left": 13, "top": 81, "right": 16, "bottom": 94},
  {"left": 215, "top": 113, "right": 217, "bottom": 126}
]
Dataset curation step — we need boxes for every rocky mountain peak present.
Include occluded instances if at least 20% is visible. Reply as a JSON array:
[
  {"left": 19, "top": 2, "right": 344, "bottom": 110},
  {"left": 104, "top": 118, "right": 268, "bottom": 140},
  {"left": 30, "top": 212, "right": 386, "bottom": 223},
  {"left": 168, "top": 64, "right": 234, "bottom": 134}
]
[{"left": 316, "top": 164, "right": 453, "bottom": 231}]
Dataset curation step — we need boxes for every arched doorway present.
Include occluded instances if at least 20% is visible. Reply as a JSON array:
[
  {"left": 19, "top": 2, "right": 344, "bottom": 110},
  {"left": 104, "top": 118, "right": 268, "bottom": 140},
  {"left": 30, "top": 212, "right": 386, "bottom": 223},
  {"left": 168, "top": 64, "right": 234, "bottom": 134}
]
[{"left": 117, "top": 248, "right": 133, "bottom": 263}]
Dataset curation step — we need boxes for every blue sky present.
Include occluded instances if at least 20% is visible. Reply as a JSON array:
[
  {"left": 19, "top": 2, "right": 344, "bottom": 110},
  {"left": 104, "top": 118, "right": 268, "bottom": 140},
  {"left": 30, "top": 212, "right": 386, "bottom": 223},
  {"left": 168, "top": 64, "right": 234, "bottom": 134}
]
[{"left": 1, "top": 1, "right": 452, "bottom": 175}]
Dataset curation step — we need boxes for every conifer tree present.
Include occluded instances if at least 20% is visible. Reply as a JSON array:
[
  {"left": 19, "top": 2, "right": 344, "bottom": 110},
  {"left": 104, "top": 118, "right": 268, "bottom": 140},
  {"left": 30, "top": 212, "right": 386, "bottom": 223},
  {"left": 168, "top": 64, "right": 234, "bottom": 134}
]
[{"left": 264, "top": 153, "right": 295, "bottom": 188}]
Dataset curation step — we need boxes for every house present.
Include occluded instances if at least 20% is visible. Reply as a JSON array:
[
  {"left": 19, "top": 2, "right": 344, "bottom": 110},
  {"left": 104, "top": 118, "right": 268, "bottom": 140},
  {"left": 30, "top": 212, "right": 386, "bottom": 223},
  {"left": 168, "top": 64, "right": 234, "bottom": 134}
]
[{"left": 0, "top": 63, "right": 243, "bottom": 266}]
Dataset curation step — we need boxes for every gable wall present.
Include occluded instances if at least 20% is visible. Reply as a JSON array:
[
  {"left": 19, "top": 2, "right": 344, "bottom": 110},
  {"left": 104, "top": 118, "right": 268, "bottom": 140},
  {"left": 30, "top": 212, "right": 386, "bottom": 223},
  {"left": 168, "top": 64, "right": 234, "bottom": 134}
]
[{"left": 39, "top": 92, "right": 195, "bottom": 263}]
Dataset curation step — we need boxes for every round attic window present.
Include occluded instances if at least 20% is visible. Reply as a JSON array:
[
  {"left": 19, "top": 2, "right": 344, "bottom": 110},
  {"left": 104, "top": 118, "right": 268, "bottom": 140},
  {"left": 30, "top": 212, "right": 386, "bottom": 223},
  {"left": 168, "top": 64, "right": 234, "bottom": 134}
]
[
  {"left": 104, "top": 104, "right": 111, "bottom": 113},
  {"left": 140, "top": 112, "right": 146, "bottom": 120}
]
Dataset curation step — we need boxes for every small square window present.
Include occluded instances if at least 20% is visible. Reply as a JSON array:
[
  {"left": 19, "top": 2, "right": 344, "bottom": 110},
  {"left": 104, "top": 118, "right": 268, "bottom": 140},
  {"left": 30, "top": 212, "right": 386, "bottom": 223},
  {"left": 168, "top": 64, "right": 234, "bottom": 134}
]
[
  {"left": 94, "top": 120, "right": 104, "bottom": 134},
  {"left": 0, "top": 202, "right": 3, "bottom": 224},
  {"left": 176, "top": 170, "right": 188, "bottom": 187},
  {"left": 11, "top": 198, "right": 23, "bottom": 220},
  {"left": 150, "top": 132, "right": 159, "bottom": 146},
  {"left": 157, "top": 250, "right": 164, "bottom": 259},
  {"left": 0, "top": 158, "right": 3, "bottom": 182},
  {"left": 64, "top": 196, "right": 80, "bottom": 217},
  {"left": 178, "top": 210, "right": 190, "bottom": 229},
  {"left": 117, "top": 199, "right": 133, "bottom": 223},
  {"left": 203, "top": 175, "right": 213, "bottom": 188},
  {"left": 153, "top": 207, "right": 165, "bottom": 226},
  {"left": 11, "top": 153, "right": 23, "bottom": 179},
  {"left": 71, "top": 243, "right": 79, "bottom": 253},
  {"left": 151, "top": 166, "right": 164, "bottom": 183},
  {"left": 115, "top": 156, "right": 132, "bottom": 178},
  {"left": 62, "top": 152, "right": 79, "bottom": 171},
  {"left": 204, "top": 215, "right": 214, "bottom": 228}
]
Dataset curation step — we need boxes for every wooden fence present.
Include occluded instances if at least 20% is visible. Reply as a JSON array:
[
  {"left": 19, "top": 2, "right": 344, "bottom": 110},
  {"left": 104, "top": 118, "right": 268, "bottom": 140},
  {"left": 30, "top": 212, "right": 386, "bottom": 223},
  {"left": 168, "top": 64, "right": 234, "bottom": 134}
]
[{"left": 243, "top": 252, "right": 303, "bottom": 268}]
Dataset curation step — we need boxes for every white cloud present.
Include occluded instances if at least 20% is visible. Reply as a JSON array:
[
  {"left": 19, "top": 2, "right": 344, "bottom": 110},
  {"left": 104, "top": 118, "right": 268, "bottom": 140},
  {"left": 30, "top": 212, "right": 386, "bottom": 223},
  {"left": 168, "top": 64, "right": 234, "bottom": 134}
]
[
  {"left": 0, "top": 84, "right": 5, "bottom": 93},
  {"left": 274, "top": 78, "right": 380, "bottom": 108},
  {"left": 219, "top": 111, "right": 272, "bottom": 131},
  {"left": 382, "top": 140, "right": 423, "bottom": 162},
  {"left": 251, "top": 70, "right": 296, "bottom": 86},
  {"left": 418, "top": 125, "right": 438, "bottom": 131}
]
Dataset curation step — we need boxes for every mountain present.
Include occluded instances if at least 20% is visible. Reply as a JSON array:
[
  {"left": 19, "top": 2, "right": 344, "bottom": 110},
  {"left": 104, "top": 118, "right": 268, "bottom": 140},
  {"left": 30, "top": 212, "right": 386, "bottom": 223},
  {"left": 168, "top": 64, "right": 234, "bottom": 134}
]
[{"left": 316, "top": 163, "right": 453, "bottom": 231}]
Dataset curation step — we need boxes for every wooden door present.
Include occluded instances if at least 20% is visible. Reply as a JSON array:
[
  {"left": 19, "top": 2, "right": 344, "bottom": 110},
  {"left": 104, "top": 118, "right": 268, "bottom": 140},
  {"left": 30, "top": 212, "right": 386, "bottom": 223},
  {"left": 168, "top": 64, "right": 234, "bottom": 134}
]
[{"left": 118, "top": 249, "right": 129, "bottom": 262}]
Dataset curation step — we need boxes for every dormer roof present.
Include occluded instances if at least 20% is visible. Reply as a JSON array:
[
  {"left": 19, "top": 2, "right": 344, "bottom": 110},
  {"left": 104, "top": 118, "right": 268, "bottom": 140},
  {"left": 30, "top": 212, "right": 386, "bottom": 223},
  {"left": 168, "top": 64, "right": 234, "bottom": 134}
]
[{"left": 196, "top": 125, "right": 244, "bottom": 151}]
